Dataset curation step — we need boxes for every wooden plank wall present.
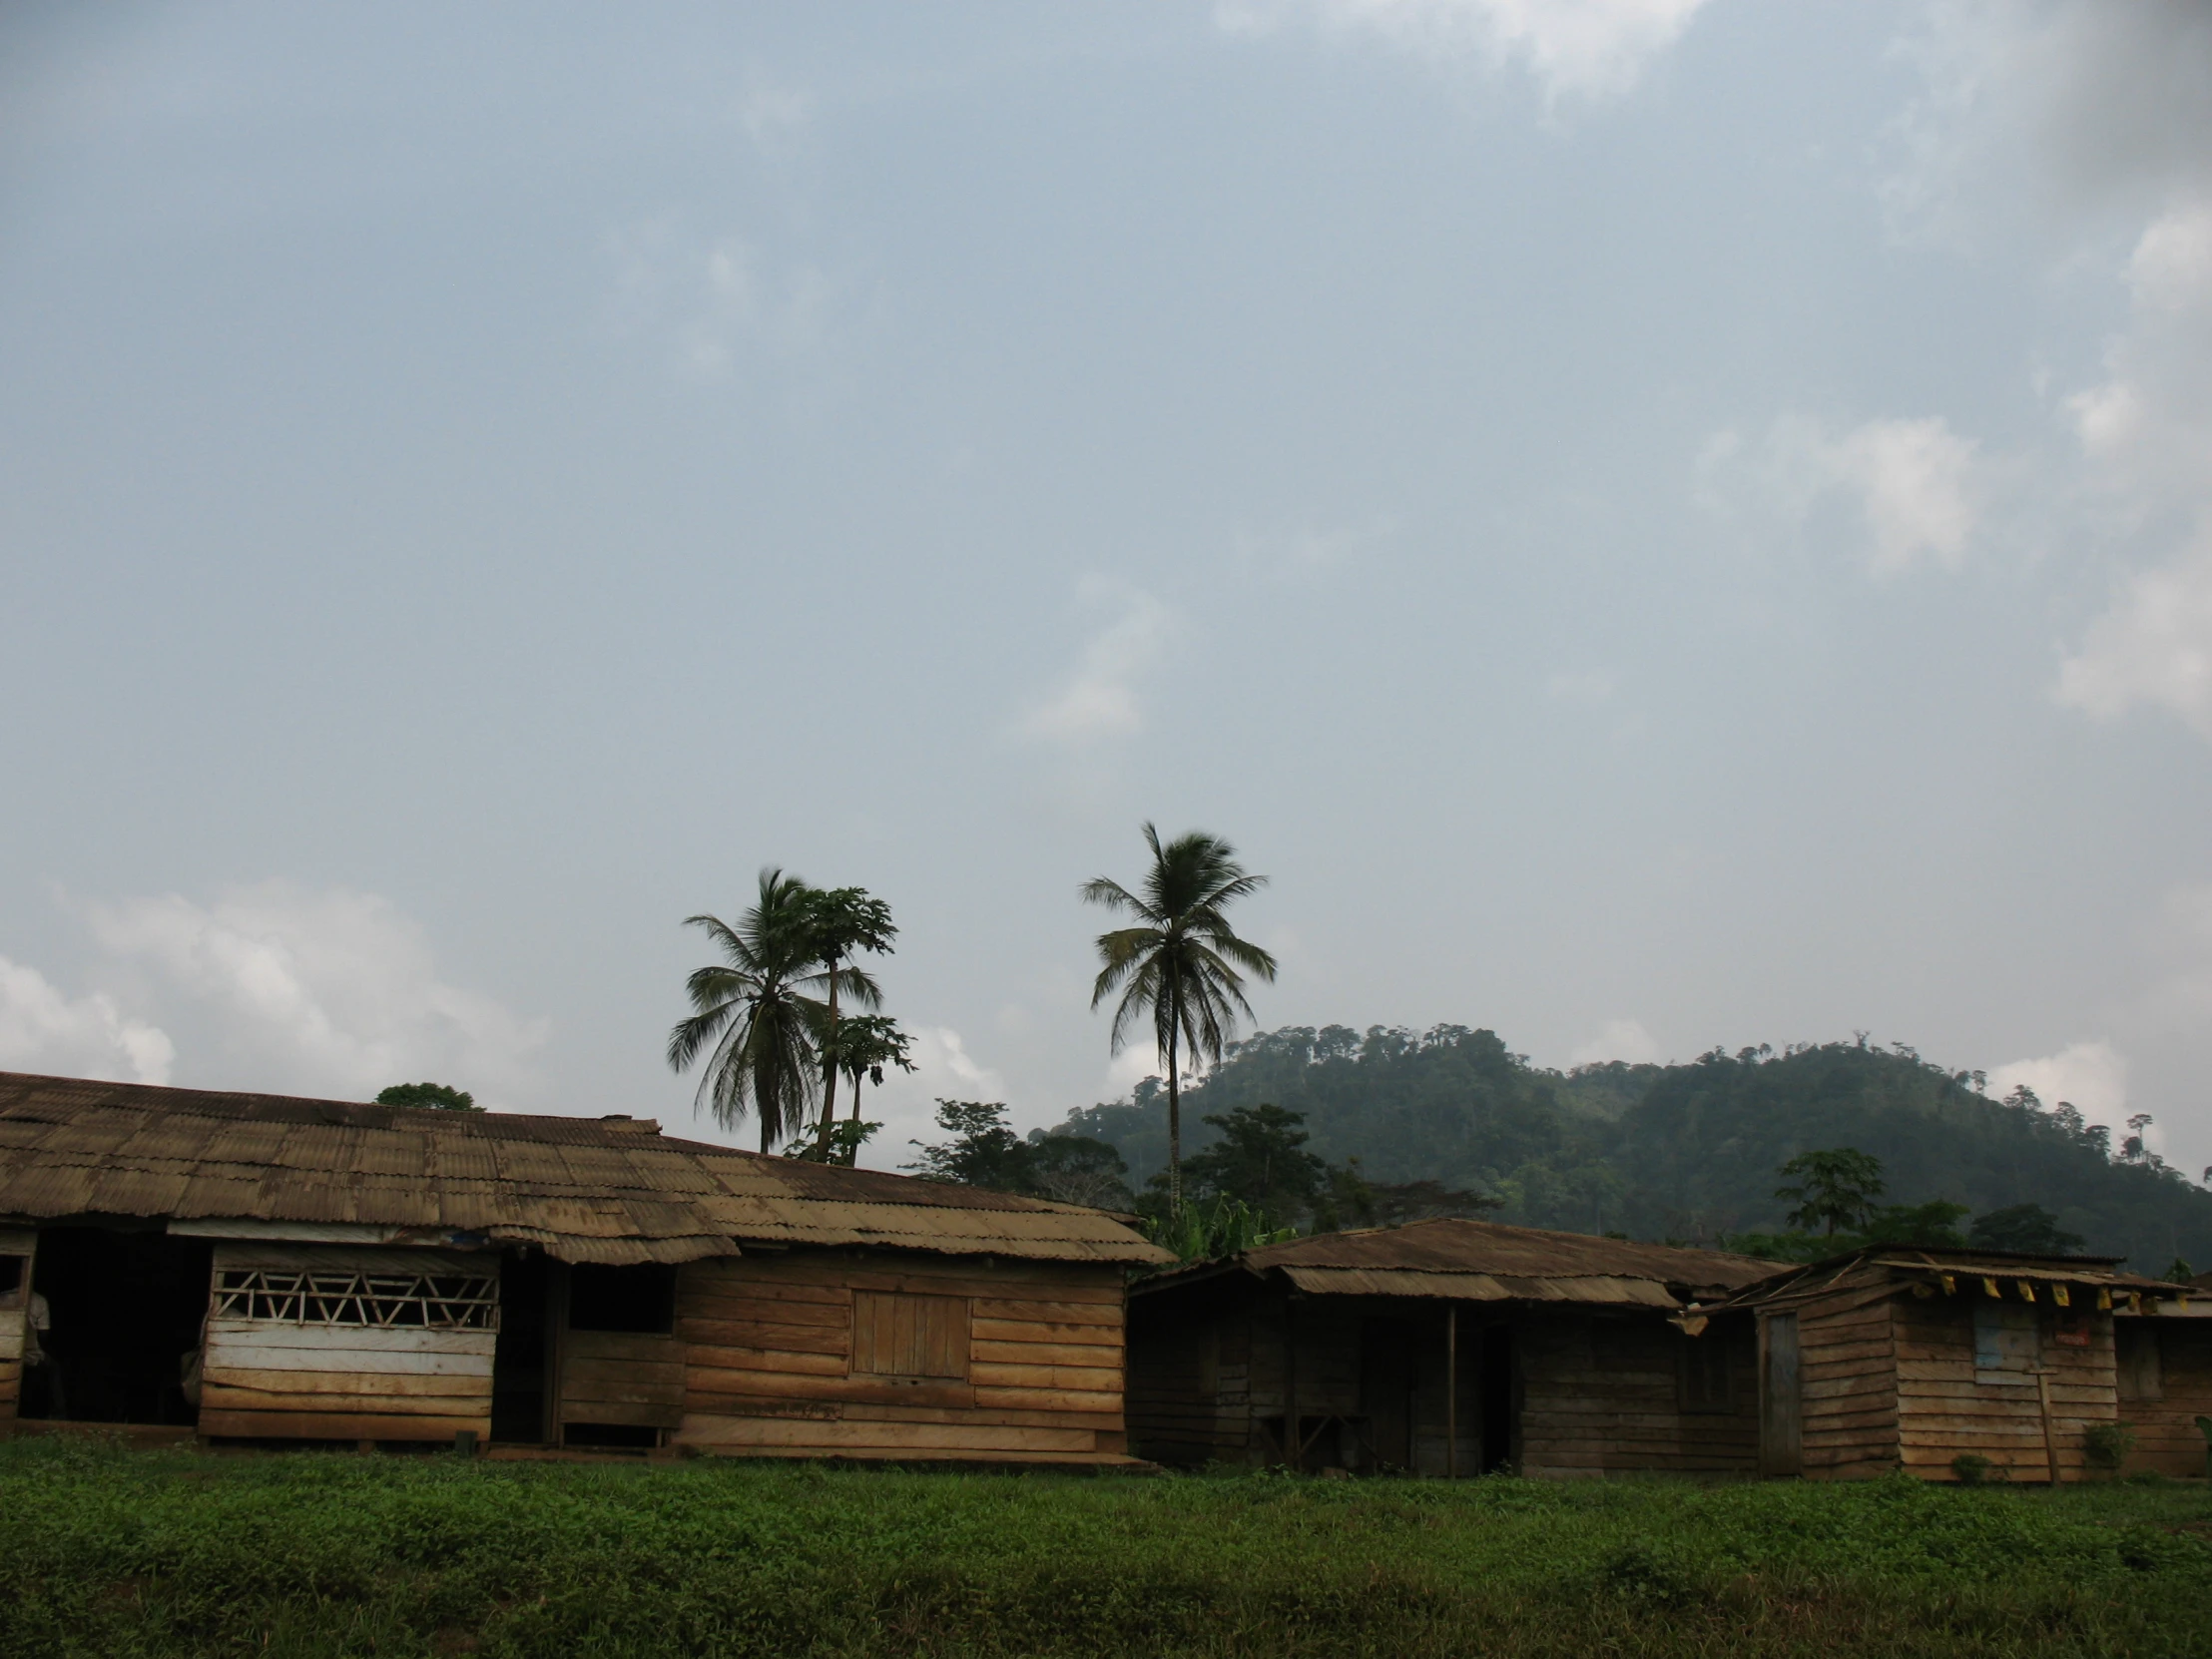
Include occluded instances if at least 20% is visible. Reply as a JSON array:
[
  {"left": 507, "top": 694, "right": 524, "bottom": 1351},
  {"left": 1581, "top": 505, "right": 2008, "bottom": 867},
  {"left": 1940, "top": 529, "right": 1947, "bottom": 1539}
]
[
  {"left": 674, "top": 1251, "right": 1129, "bottom": 1461},
  {"left": 1518, "top": 1311, "right": 1757, "bottom": 1479},
  {"left": 1892, "top": 1292, "right": 2116, "bottom": 1482},
  {"left": 199, "top": 1323, "right": 495, "bottom": 1440},
  {"left": 561, "top": 1330, "right": 685, "bottom": 1435},
  {"left": 2116, "top": 1320, "right": 2212, "bottom": 1477},
  {"left": 1793, "top": 1276, "right": 1901, "bottom": 1480},
  {"left": 1126, "top": 1292, "right": 1255, "bottom": 1466}
]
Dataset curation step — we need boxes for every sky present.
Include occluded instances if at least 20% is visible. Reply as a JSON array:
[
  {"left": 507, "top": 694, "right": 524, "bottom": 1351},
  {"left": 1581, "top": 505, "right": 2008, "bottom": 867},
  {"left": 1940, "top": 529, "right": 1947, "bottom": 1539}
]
[{"left": 4, "top": 1, "right": 2211, "bottom": 1182}]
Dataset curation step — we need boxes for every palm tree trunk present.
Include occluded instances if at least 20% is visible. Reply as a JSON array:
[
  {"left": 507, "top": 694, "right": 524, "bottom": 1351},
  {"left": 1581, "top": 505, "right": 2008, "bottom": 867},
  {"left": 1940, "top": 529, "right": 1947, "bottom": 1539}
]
[
  {"left": 1166, "top": 990, "right": 1183, "bottom": 1219},
  {"left": 816, "top": 955, "right": 840, "bottom": 1156}
]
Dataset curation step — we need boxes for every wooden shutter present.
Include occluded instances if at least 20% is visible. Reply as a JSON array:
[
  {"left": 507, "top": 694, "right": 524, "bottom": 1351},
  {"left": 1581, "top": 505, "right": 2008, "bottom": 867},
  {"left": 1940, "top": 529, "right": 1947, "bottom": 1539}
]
[
  {"left": 850, "top": 1291, "right": 969, "bottom": 1381},
  {"left": 1758, "top": 1312, "right": 1801, "bottom": 1475}
]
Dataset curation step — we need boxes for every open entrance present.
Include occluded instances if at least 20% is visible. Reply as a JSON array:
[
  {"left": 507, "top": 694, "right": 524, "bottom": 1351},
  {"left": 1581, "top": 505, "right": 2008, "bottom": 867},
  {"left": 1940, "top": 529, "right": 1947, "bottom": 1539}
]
[
  {"left": 490, "top": 1249, "right": 552, "bottom": 1443},
  {"left": 21, "top": 1226, "right": 213, "bottom": 1425},
  {"left": 1477, "top": 1323, "right": 1515, "bottom": 1474},
  {"left": 1359, "top": 1317, "right": 1417, "bottom": 1471}
]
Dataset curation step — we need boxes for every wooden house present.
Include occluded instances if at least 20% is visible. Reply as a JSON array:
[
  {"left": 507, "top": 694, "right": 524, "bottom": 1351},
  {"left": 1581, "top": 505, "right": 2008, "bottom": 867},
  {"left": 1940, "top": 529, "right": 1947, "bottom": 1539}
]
[
  {"left": 1125, "top": 1218, "right": 1778, "bottom": 1477},
  {"left": 2111, "top": 1274, "right": 2211, "bottom": 1478},
  {"left": 0, "top": 1071, "right": 1169, "bottom": 1461},
  {"left": 1717, "top": 1248, "right": 2186, "bottom": 1482}
]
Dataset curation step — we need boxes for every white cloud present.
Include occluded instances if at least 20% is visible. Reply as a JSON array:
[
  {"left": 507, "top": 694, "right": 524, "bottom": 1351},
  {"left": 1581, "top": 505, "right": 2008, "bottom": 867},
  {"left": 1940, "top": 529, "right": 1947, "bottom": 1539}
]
[
  {"left": 2056, "top": 522, "right": 2212, "bottom": 737},
  {"left": 0, "top": 955, "right": 174, "bottom": 1085},
  {"left": 1702, "top": 413, "right": 1985, "bottom": 576},
  {"left": 85, "top": 881, "right": 547, "bottom": 1106},
  {"left": 1019, "top": 581, "right": 1175, "bottom": 746},
  {"left": 2055, "top": 199, "right": 2212, "bottom": 738},
  {"left": 1986, "top": 1039, "right": 2128, "bottom": 1126},
  {"left": 1222, "top": 0, "right": 1714, "bottom": 102},
  {"left": 850, "top": 1024, "right": 1008, "bottom": 1172},
  {"left": 1568, "top": 1017, "right": 1662, "bottom": 1067}
]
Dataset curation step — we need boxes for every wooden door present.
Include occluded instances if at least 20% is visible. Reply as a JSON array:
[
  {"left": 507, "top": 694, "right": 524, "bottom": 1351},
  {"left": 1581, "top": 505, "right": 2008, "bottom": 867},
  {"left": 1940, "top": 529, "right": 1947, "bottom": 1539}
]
[
  {"left": 1759, "top": 1312, "right": 1802, "bottom": 1476},
  {"left": 1361, "top": 1318, "right": 1416, "bottom": 1470}
]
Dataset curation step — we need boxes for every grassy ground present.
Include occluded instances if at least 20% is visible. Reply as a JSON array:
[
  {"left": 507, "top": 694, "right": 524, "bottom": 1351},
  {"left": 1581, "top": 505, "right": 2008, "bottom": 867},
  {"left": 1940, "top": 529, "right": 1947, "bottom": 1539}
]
[{"left": 2, "top": 1437, "right": 2208, "bottom": 1658}]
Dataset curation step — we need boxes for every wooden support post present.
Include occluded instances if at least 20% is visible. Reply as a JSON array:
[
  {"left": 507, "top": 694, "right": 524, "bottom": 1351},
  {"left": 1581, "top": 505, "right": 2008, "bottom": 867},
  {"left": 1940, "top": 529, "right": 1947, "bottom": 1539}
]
[
  {"left": 2037, "top": 1371, "right": 2061, "bottom": 1486},
  {"left": 1444, "top": 1304, "right": 1457, "bottom": 1481},
  {"left": 543, "top": 1259, "right": 570, "bottom": 1450},
  {"left": 1284, "top": 1289, "right": 1299, "bottom": 1472}
]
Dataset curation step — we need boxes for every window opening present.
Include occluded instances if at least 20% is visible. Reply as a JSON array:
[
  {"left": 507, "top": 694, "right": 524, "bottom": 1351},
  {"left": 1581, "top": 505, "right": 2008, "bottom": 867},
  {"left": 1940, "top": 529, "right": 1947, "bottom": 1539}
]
[
  {"left": 18, "top": 1227, "right": 212, "bottom": 1426},
  {"left": 567, "top": 1263, "right": 677, "bottom": 1335},
  {"left": 850, "top": 1290, "right": 968, "bottom": 1381},
  {"left": 0, "top": 1255, "right": 23, "bottom": 1298},
  {"left": 212, "top": 1267, "right": 497, "bottom": 1330}
]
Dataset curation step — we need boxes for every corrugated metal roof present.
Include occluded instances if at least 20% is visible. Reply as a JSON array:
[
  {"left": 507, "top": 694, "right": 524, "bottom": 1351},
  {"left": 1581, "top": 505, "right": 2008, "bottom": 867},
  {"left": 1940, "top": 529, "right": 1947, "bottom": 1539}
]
[
  {"left": 1280, "top": 1266, "right": 1684, "bottom": 1308},
  {"left": 0, "top": 1072, "right": 1171, "bottom": 1267},
  {"left": 1713, "top": 1246, "right": 2174, "bottom": 1314},
  {"left": 1136, "top": 1216, "right": 1777, "bottom": 1310}
]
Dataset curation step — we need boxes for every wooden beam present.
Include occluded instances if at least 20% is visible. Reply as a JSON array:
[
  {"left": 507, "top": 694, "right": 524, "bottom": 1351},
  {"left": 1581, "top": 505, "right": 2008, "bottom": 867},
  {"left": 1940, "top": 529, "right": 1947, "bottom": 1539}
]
[
  {"left": 2036, "top": 1371, "right": 2061, "bottom": 1485},
  {"left": 1445, "top": 1304, "right": 1457, "bottom": 1481},
  {"left": 1284, "top": 1287, "right": 1299, "bottom": 1472}
]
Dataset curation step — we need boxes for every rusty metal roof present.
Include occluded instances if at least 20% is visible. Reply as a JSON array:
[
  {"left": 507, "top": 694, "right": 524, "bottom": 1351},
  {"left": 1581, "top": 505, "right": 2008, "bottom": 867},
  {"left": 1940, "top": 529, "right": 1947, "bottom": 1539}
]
[
  {"left": 1136, "top": 1216, "right": 1777, "bottom": 1308},
  {"left": 0, "top": 1072, "right": 1171, "bottom": 1267}
]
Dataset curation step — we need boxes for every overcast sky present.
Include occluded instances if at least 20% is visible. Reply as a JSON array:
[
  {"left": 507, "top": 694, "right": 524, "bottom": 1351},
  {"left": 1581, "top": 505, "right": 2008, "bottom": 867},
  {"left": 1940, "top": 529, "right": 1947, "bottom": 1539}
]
[{"left": 5, "top": 1, "right": 2211, "bottom": 1181}]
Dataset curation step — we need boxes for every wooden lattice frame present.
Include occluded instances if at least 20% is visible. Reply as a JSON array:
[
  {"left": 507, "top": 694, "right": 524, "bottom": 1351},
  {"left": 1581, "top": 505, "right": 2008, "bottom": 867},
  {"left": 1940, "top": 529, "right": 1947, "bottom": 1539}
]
[{"left": 212, "top": 1268, "right": 499, "bottom": 1331}]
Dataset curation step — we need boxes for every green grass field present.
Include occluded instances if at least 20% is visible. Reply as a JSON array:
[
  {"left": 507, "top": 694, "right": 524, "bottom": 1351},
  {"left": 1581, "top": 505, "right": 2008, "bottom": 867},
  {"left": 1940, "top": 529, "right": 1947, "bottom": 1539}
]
[{"left": 2, "top": 1436, "right": 2208, "bottom": 1659}]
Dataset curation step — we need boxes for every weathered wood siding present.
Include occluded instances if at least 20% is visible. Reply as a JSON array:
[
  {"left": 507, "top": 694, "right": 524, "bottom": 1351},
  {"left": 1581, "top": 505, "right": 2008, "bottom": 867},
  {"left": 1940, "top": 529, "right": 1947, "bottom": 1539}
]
[
  {"left": 1519, "top": 1311, "right": 1757, "bottom": 1478},
  {"left": 1891, "top": 1291, "right": 2116, "bottom": 1483},
  {"left": 1127, "top": 1285, "right": 1256, "bottom": 1465},
  {"left": 1131, "top": 1283, "right": 1746, "bottom": 1478},
  {"left": 675, "top": 1250, "right": 1128, "bottom": 1461},
  {"left": 0, "top": 1228, "right": 33, "bottom": 1422},
  {"left": 1793, "top": 1276, "right": 1900, "bottom": 1480},
  {"left": 2116, "top": 1319, "right": 2212, "bottom": 1477},
  {"left": 561, "top": 1330, "right": 686, "bottom": 1434},
  {"left": 198, "top": 1245, "right": 497, "bottom": 1442}
]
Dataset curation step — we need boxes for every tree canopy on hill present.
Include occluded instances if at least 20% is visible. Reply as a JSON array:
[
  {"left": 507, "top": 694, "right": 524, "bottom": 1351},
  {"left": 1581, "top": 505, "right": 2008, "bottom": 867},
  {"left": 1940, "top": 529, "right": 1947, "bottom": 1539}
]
[{"left": 1047, "top": 1027, "right": 2212, "bottom": 1270}]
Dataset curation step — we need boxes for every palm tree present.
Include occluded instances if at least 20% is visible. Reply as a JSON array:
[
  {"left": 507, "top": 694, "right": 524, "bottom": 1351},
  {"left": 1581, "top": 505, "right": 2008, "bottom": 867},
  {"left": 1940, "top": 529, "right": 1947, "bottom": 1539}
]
[
  {"left": 667, "top": 869, "right": 825, "bottom": 1153},
  {"left": 1082, "top": 825, "right": 1278, "bottom": 1218}
]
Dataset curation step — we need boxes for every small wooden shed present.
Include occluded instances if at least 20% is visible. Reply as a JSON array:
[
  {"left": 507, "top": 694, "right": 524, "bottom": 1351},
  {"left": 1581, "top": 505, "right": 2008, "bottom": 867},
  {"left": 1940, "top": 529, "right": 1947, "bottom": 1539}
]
[
  {"left": 1717, "top": 1248, "right": 2185, "bottom": 1482},
  {"left": 2112, "top": 1275, "right": 2211, "bottom": 1478},
  {"left": 0, "top": 1071, "right": 1169, "bottom": 1461},
  {"left": 1126, "top": 1218, "right": 1778, "bottom": 1477}
]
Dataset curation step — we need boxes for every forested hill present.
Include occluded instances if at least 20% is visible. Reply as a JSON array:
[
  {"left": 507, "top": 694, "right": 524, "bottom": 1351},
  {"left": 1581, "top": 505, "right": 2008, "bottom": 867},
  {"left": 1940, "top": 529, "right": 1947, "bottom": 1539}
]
[{"left": 1048, "top": 1026, "right": 2212, "bottom": 1271}]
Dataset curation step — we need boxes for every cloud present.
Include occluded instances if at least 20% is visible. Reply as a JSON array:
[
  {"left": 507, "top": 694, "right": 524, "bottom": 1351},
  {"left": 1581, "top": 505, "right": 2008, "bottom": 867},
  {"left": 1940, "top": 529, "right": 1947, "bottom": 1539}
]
[
  {"left": 1019, "top": 582, "right": 1175, "bottom": 746},
  {"left": 2056, "top": 522, "right": 2212, "bottom": 737},
  {"left": 606, "top": 218, "right": 846, "bottom": 378},
  {"left": 2054, "top": 200, "right": 2212, "bottom": 737},
  {"left": 1882, "top": 1, "right": 2212, "bottom": 244},
  {"left": 1985, "top": 1038, "right": 2128, "bottom": 1126},
  {"left": 85, "top": 881, "right": 547, "bottom": 1106},
  {"left": 1701, "top": 414, "right": 1985, "bottom": 576},
  {"left": 1221, "top": 0, "right": 1714, "bottom": 102},
  {"left": 1568, "top": 1017, "right": 1662, "bottom": 1068},
  {"left": 849, "top": 1024, "right": 1008, "bottom": 1172},
  {"left": 0, "top": 955, "right": 174, "bottom": 1085}
]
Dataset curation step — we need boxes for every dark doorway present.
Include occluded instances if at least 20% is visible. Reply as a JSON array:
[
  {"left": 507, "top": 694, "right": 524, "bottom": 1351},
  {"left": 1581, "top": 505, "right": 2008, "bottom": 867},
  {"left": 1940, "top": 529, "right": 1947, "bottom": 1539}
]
[
  {"left": 1477, "top": 1324, "right": 1515, "bottom": 1474},
  {"left": 21, "top": 1226, "right": 212, "bottom": 1425},
  {"left": 1360, "top": 1317, "right": 1417, "bottom": 1471},
  {"left": 490, "top": 1250, "right": 552, "bottom": 1443}
]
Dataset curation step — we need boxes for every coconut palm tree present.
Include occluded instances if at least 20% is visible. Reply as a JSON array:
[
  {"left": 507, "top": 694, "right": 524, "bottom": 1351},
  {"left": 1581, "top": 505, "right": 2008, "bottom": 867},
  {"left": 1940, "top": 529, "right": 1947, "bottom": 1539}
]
[
  {"left": 667, "top": 869, "right": 825, "bottom": 1153},
  {"left": 1082, "top": 825, "right": 1278, "bottom": 1218}
]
